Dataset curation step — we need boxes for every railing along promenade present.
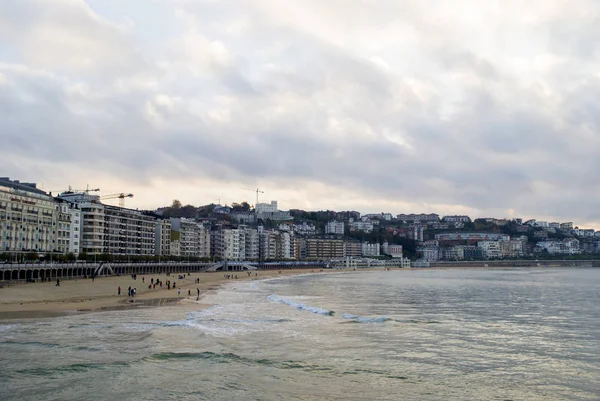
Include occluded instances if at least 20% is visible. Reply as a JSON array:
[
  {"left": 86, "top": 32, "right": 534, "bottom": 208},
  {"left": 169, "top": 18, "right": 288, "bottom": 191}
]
[{"left": 0, "top": 260, "right": 329, "bottom": 282}]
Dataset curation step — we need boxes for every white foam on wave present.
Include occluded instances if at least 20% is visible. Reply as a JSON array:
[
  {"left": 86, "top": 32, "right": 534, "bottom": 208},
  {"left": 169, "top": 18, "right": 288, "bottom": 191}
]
[{"left": 267, "top": 294, "right": 333, "bottom": 316}]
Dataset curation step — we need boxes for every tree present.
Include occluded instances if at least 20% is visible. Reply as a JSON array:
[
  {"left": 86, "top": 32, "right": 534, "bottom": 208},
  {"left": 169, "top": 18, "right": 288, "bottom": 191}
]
[{"left": 171, "top": 199, "right": 182, "bottom": 209}]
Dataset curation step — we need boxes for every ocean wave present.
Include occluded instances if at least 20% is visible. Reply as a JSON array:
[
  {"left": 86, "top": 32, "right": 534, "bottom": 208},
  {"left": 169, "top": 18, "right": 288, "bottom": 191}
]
[
  {"left": 267, "top": 294, "right": 334, "bottom": 316},
  {"left": 341, "top": 313, "right": 390, "bottom": 323},
  {"left": 144, "top": 351, "right": 331, "bottom": 372},
  {"left": 15, "top": 360, "right": 130, "bottom": 376}
]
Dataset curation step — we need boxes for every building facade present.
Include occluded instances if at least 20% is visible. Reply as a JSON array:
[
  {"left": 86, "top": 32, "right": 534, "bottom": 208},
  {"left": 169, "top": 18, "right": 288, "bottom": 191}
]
[
  {"left": 0, "top": 178, "right": 58, "bottom": 257},
  {"left": 325, "top": 220, "right": 345, "bottom": 235}
]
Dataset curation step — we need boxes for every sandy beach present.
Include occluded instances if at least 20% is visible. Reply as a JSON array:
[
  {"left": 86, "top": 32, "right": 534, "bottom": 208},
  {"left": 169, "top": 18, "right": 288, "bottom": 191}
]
[{"left": 0, "top": 268, "right": 334, "bottom": 319}]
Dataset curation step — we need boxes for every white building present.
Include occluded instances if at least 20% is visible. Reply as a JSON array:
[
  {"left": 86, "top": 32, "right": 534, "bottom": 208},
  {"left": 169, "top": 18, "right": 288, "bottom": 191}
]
[
  {"left": 417, "top": 246, "right": 440, "bottom": 262},
  {"left": 255, "top": 201, "right": 278, "bottom": 214},
  {"left": 214, "top": 228, "right": 246, "bottom": 260},
  {"left": 292, "top": 222, "right": 316, "bottom": 236},
  {"left": 325, "top": 220, "right": 345, "bottom": 235},
  {"left": 478, "top": 241, "right": 502, "bottom": 259},
  {"left": 155, "top": 219, "right": 171, "bottom": 256},
  {"left": 170, "top": 218, "right": 211, "bottom": 258},
  {"left": 349, "top": 220, "right": 374, "bottom": 233},
  {"left": 55, "top": 200, "right": 81, "bottom": 256},
  {"left": 0, "top": 178, "right": 58, "bottom": 257},
  {"left": 361, "top": 242, "right": 380, "bottom": 257},
  {"left": 382, "top": 242, "right": 403, "bottom": 258},
  {"left": 442, "top": 215, "right": 472, "bottom": 223},
  {"left": 244, "top": 227, "right": 260, "bottom": 260},
  {"left": 537, "top": 238, "right": 580, "bottom": 255},
  {"left": 276, "top": 232, "right": 292, "bottom": 259}
]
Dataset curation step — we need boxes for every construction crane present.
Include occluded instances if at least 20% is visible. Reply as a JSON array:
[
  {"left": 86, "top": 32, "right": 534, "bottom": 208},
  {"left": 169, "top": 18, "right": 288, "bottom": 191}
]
[
  {"left": 242, "top": 187, "right": 264, "bottom": 206},
  {"left": 53, "top": 185, "right": 100, "bottom": 195},
  {"left": 101, "top": 193, "right": 134, "bottom": 207}
]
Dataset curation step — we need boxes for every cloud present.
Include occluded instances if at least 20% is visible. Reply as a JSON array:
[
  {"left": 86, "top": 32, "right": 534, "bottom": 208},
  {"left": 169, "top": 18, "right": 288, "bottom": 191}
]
[{"left": 2, "top": 0, "right": 600, "bottom": 227}]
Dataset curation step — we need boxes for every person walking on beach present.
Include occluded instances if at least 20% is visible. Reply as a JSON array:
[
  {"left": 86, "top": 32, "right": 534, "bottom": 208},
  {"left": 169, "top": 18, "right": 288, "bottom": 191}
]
[
  {"left": 118, "top": 286, "right": 121, "bottom": 296},
  {"left": 55, "top": 278, "right": 60, "bottom": 287},
  {"left": 197, "top": 288, "right": 200, "bottom": 297},
  {"left": 177, "top": 288, "right": 181, "bottom": 296}
]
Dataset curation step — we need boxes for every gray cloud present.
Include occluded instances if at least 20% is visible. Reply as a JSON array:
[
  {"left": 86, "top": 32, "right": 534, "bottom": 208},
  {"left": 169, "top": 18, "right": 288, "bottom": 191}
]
[{"left": 2, "top": 0, "right": 600, "bottom": 225}]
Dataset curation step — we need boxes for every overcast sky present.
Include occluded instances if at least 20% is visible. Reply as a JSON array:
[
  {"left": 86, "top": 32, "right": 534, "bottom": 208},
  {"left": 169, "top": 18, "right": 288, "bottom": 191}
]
[{"left": 1, "top": 0, "right": 600, "bottom": 226}]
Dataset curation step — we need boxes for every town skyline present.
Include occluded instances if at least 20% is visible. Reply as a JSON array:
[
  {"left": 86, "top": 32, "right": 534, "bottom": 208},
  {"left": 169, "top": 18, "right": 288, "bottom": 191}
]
[{"left": 13, "top": 176, "right": 600, "bottom": 231}]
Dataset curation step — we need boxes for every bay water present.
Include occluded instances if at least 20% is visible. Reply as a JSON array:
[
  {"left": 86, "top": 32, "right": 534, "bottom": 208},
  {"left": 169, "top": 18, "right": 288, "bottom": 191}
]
[{"left": 1, "top": 268, "right": 599, "bottom": 400}]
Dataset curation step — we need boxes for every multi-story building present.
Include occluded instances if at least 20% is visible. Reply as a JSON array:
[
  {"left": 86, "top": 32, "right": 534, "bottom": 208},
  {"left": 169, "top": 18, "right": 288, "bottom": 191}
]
[
  {"left": 55, "top": 199, "right": 80, "bottom": 255},
  {"left": 59, "top": 192, "right": 156, "bottom": 256},
  {"left": 397, "top": 213, "right": 439, "bottom": 223},
  {"left": 292, "top": 222, "right": 316, "bottom": 236},
  {"left": 306, "top": 238, "right": 345, "bottom": 259},
  {"left": 549, "top": 222, "right": 561, "bottom": 229},
  {"left": 560, "top": 222, "right": 574, "bottom": 231},
  {"left": 442, "top": 215, "right": 472, "bottom": 223},
  {"left": 102, "top": 205, "right": 155, "bottom": 255},
  {"left": 255, "top": 201, "right": 278, "bottom": 214},
  {"left": 349, "top": 220, "right": 373, "bottom": 233},
  {"left": 260, "top": 231, "right": 278, "bottom": 260},
  {"left": 499, "top": 239, "right": 525, "bottom": 258},
  {"left": 417, "top": 246, "right": 440, "bottom": 262},
  {"left": 478, "top": 241, "right": 502, "bottom": 259},
  {"left": 244, "top": 227, "right": 260, "bottom": 260},
  {"left": 170, "top": 218, "right": 210, "bottom": 258},
  {"left": 435, "top": 232, "right": 510, "bottom": 245},
  {"left": 325, "top": 220, "right": 345, "bottom": 235},
  {"left": 361, "top": 242, "right": 380, "bottom": 257},
  {"left": 214, "top": 228, "right": 246, "bottom": 260},
  {"left": 276, "top": 232, "right": 292, "bottom": 259},
  {"left": 537, "top": 238, "right": 580, "bottom": 255},
  {"left": 382, "top": 242, "right": 403, "bottom": 258},
  {"left": 0, "top": 178, "right": 58, "bottom": 257},
  {"left": 154, "top": 219, "right": 171, "bottom": 256},
  {"left": 344, "top": 240, "right": 362, "bottom": 257}
]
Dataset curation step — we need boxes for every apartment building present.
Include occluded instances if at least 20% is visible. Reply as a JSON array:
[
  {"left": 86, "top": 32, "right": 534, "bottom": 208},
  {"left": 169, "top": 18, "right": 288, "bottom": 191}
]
[
  {"left": 325, "top": 220, "right": 345, "bottom": 235},
  {"left": 276, "top": 232, "right": 292, "bottom": 259},
  {"left": 344, "top": 240, "right": 361, "bottom": 257},
  {"left": 58, "top": 191, "right": 155, "bottom": 256},
  {"left": 260, "top": 231, "right": 278, "bottom": 260},
  {"left": 0, "top": 178, "right": 58, "bottom": 256},
  {"left": 170, "top": 218, "right": 211, "bottom": 258},
  {"left": 213, "top": 228, "right": 246, "bottom": 260},
  {"left": 397, "top": 213, "right": 439, "bottom": 223},
  {"left": 442, "top": 215, "right": 472, "bottom": 223},
  {"left": 382, "top": 242, "right": 403, "bottom": 258},
  {"left": 306, "top": 238, "right": 345, "bottom": 259},
  {"left": 361, "top": 242, "right": 380, "bottom": 257},
  {"left": 244, "top": 227, "right": 260, "bottom": 260},
  {"left": 155, "top": 219, "right": 171, "bottom": 256},
  {"left": 55, "top": 199, "right": 80, "bottom": 255},
  {"left": 349, "top": 220, "right": 373, "bottom": 233},
  {"left": 478, "top": 241, "right": 502, "bottom": 259}
]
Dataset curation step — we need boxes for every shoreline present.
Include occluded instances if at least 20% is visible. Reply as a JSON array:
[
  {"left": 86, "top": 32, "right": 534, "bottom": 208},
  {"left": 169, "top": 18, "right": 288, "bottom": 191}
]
[
  {"left": 0, "top": 268, "right": 342, "bottom": 320},
  {"left": 0, "top": 265, "right": 585, "bottom": 320}
]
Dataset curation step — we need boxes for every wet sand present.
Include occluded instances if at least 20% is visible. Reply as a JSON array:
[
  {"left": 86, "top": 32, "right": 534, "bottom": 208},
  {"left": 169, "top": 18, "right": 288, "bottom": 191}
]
[{"left": 0, "top": 269, "right": 335, "bottom": 319}]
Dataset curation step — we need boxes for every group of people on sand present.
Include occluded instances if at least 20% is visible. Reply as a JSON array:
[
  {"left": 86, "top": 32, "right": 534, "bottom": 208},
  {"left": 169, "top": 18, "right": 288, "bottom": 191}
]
[{"left": 224, "top": 274, "right": 238, "bottom": 279}]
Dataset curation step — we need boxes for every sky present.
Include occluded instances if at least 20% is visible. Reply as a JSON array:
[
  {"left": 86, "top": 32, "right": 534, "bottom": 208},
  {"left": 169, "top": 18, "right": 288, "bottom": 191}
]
[{"left": 1, "top": 0, "right": 600, "bottom": 227}]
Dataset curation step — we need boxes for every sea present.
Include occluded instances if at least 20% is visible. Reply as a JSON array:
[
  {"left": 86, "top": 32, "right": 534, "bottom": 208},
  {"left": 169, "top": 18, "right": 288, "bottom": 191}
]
[{"left": 1, "top": 268, "right": 599, "bottom": 400}]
